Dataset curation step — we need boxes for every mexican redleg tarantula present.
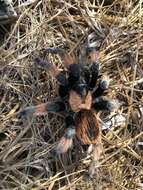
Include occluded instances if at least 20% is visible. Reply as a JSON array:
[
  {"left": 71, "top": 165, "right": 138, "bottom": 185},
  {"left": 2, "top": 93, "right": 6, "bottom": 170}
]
[{"left": 17, "top": 47, "right": 118, "bottom": 159}]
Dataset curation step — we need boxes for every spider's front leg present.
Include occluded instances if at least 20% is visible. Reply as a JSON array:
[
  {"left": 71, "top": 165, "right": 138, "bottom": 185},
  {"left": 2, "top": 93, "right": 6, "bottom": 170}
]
[
  {"left": 44, "top": 48, "right": 75, "bottom": 69},
  {"left": 33, "top": 53, "right": 67, "bottom": 86},
  {"left": 33, "top": 53, "right": 70, "bottom": 98},
  {"left": 16, "top": 101, "right": 66, "bottom": 117},
  {"left": 87, "top": 47, "right": 111, "bottom": 96},
  {"left": 44, "top": 47, "right": 81, "bottom": 86},
  {"left": 86, "top": 48, "right": 100, "bottom": 90}
]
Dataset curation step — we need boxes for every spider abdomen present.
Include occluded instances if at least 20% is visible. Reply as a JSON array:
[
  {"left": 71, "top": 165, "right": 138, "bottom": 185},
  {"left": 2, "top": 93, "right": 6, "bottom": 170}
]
[{"left": 75, "top": 110, "right": 100, "bottom": 145}]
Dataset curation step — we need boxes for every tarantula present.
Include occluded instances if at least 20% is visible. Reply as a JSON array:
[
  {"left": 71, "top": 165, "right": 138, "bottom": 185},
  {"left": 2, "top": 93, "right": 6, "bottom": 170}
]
[{"left": 17, "top": 47, "right": 118, "bottom": 158}]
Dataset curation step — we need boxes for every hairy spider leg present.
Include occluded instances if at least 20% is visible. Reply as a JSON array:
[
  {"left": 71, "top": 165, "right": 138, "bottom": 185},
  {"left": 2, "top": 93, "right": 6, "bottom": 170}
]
[
  {"left": 44, "top": 48, "right": 81, "bottom": 86},
  {"left": 88, "top": 138, "right": 102, "bottom": 178},
  {"left": 44, "top": 48, "right": 75, "bottom": 68},
  {"left": 92, "top": 96, "right": 120, "bottom": 112},
  {"left": 91, "top": 73, "right": 119, "bottom": 112},
  {"left": 78, "top": 45, "right": 88, "bottom": 69},
  {"left": 87, "top": 48, "right": 100, "bottom": 90},
  {"left": 16, "top": 101, "right": 66, "bottom": 117},
  {"left": 92, "top": 75, "right": 110, "bottom": 98},
  {"left": 55, "top": 114, "right": 76, "bottom": 154},
  {"left": 33, "top": 53, "right": 67, "bottom": 86},
  {"left": 33, "top": 53, "right": 70, "bottom": 99}
]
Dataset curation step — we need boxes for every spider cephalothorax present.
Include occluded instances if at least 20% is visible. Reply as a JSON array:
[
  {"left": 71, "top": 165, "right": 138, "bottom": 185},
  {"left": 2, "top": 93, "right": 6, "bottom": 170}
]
[{"left": 17, "top": 47, "right": 117, "bottom": 157}]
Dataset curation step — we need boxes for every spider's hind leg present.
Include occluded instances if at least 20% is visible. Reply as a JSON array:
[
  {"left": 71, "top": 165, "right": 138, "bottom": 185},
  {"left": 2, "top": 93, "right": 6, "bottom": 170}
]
[
  {"left": 16, "top": 101, "right": 66, "bottom": 117},
  {"left": 55, "top": 114, "right": 76, "bottom": 154},
  {"left": 87, "top": 138, "right": 102, "bottom": 178}
]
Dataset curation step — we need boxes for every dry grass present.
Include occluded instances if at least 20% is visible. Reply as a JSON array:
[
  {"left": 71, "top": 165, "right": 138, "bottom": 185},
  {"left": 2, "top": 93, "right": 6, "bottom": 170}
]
[{"left": 0, "top": 0, "right": 143, "bottom": 189}]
